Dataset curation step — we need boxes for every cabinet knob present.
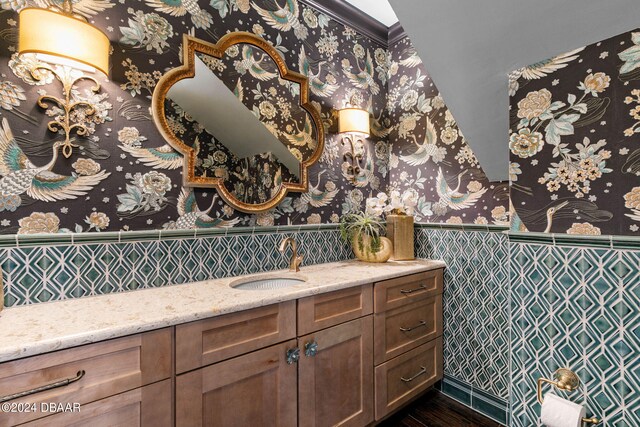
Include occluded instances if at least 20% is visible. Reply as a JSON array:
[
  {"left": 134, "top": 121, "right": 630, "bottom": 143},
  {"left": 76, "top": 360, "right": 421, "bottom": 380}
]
[
  {"left": 286, "top": 348, "right": 300, "bottom": 364},
  {"left": 304, "top": 340, "right": 318, "bottom": 357}
]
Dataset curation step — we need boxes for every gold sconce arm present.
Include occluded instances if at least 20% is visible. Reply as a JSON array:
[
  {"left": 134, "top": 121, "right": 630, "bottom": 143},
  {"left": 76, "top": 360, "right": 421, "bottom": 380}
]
[
  {"left": 29, "top": 64, "right": 101, "bottom": 158},
  {"left": 341, "top": 134, "right": 364, "bottom": 183},
  {"left": 537, "top": 368, "right": 600, "bottom": 425}
]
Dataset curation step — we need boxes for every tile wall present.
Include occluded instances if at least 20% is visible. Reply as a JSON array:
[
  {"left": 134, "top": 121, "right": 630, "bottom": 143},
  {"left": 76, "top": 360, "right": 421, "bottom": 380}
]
[
  {"left": 415, "top": 224, "right": 510, "bottom": 424},
  {"left": 510, "top": 236, "right": 640, "bottom": 427},
  {"left": 0, "top": 226, "right": 351, "bottom": 307}
]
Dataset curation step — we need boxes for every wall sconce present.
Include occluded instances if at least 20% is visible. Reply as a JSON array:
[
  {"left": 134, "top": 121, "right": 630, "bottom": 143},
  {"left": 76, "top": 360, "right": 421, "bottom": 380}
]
[
  {"left": 18, "top": 2, "right": 110, "bottom": 158},
  {"left": 338, "top": 108, "right": 370, "bottom": 183}
]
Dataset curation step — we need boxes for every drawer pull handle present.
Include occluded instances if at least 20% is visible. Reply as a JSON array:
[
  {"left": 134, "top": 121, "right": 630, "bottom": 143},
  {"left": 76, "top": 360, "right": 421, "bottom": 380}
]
[
  {"left": 0, "top": 370, "right": 85, "bottom": 403},
  {"left": 401, "top": 366, "right": 427, "bottom": 383},
  {"left": 400, "top": 284, "right": 427, "bottom": 294},
  {"left": 400, "top": 320, "right": 427, "bottom": 332}
]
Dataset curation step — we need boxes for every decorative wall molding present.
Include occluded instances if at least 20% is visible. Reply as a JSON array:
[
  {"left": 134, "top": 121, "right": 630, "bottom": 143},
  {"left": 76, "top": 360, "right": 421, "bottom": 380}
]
[
  {"left": 388, "top": 22, "right": 408, "bottom": 45},
  {"left": 301, "top": 0, "right": 389, "bottom": 46},
  {"left": 415, "top": 222, "right": 509, "bottom": 233},
  {"left": 0, "top": 224, "right": 342, "bottom": 249},
  {"left": 508, "top": 231, "right": 640, "bottom": 250}
]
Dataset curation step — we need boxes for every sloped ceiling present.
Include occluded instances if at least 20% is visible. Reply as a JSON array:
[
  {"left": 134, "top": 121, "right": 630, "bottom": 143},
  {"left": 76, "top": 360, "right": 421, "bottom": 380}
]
[{"left": 389, "top": 0, "right": 640, "bottom": 181}]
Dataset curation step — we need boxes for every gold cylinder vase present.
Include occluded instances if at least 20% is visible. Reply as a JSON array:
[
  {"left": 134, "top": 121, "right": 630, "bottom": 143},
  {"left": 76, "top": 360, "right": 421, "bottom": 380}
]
[{"left": 386, "top": 214, "right": 415, "bottom": 260}]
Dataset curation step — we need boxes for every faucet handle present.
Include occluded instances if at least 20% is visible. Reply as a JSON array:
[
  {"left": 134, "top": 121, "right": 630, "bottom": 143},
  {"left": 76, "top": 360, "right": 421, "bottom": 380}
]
[{"left": 294, "top": 254, "right": 304, "bottom": 272}]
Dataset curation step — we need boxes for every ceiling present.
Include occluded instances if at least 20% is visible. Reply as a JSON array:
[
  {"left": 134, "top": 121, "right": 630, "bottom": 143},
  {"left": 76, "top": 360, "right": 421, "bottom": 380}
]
[
  {"left": 343, "top": 0, "right": 398, "bottom": 27},
  {"left": 389, "top": 0, "right": 640, "bottom": 181}
]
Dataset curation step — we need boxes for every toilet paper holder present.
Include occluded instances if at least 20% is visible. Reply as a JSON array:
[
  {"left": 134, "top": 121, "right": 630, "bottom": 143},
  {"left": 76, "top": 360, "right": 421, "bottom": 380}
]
[{"left": 537, "top": 368, "right": 600, "bottom": 425}]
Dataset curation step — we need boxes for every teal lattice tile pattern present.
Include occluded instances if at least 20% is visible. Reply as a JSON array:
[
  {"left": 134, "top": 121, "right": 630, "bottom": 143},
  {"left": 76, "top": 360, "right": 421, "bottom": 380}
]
[
  {"left": 510, "top": 243, "right": 640, "bottom": 426},
  {"left": 415, "top": 227, "right": 510, "bottom": 402},
  {"left": 0, "top": 229, "right": 352, "bottom": 307}
]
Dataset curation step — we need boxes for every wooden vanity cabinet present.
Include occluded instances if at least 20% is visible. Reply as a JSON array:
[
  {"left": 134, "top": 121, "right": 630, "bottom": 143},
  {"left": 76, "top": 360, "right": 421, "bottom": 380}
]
[
  {"left": 0, "top": 328, "right": 172, "bottom": 427},
  {"left": 2, "top": 268, "right": 444, "bottom": 427},
  {"left": 373, "top": 270, "right": 444, "bottom": 420},
  {"left": 21, "top": 379, "right": 172, "bottom": 427},
  {"left": 297, "top": 285, "right": 374, "bottom": 427},
  {"left": 175, "top": 284, "right": 376, "bottom": 427}
]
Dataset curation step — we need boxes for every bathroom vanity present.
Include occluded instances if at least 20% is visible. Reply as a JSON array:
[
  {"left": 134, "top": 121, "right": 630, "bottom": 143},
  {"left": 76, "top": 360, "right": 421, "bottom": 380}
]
[{"left": 0, "top": 260, "right": 444, "bottom": 426}]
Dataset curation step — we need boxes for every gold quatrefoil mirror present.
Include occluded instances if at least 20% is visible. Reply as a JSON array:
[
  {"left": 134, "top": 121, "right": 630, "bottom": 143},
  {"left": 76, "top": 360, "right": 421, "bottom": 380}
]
[{"left": 152, "top": 32, "right": 324, "bottom": 213}]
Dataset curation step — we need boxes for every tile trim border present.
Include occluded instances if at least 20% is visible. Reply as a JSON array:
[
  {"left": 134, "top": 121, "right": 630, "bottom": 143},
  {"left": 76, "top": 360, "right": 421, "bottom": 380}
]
[
  {"left": 1, "top": 221, "right": 518, "bottom": 249},
  {"left": 0, "top": 224, "right": 342, "bottom": 249},
  {"left": 415, "top": 222, "right": 509, "bottom": 233},
  {"left": 507, "top": 231, "right": 640, "bottom": 250},
  {"left": 436, "top": 375, "right": 509, "bottom": 426}
]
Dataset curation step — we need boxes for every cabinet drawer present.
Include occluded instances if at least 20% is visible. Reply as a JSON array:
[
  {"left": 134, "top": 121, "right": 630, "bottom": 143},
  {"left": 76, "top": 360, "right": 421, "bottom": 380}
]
[
  {"left": 298, "top": 285, "right": 373, "bottom": 335},
  {"left": 176, "top": 301, "right": 296, "bottom": 373},
  {"left": 374, "top": 269, "right": 443, "bottom": 312},
  {"left": 374, "top": 295, "right": 442, "bottom": 364},
  {"left": 374, "top": 337, "right": 443, "bottom": 420},
  {"left": 0, "top": 328, "right": 172, "bottom": 426},
  {"left": 22, "top": 379, "right": 172, "bottom": 427}
]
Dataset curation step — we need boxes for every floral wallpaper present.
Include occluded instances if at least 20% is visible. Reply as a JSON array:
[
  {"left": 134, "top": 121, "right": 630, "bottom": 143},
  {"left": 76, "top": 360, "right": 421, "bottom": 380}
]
[
  {"left": 0, "top": 0, "right": 390, "bottom": 234},
  {"left": 386, "top": 37, "right": 509, "bottom": 225},
  {"left": 509, "top": 28, "right": 640, "bottom": 236}
]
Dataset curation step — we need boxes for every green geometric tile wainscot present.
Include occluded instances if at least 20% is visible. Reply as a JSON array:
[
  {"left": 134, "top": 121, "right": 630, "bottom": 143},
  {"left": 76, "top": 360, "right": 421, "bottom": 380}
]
[
  {"left": 414, "top": 224, "right": 511, "bottom": 425},
  {"left": 510, "top": 242, "right": 640, "bottom": 427},
  {"left": 0, "top": 227, "right": 352, "bottom": 307}
]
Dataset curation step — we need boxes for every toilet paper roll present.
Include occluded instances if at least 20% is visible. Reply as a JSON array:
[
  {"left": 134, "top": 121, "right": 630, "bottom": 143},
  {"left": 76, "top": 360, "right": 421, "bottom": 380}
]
[{"left": 540, "top": 393, "right": 586, "bottom": 427}]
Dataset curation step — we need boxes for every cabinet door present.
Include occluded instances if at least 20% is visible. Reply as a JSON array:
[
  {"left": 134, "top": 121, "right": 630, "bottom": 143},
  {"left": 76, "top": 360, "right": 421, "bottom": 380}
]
[
  {"left": 23, "top": 379, "right": 172, "bottom": 427},
  {"left": 298, "top": 316, "right": 374, "bottom": 427},
  {"left": 176, "top": 340, "right": 297, "bottom": 427}
]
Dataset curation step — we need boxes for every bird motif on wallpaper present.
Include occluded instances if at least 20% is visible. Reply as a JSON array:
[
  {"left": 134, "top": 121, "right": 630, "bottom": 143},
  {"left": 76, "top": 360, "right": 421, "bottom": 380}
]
[
  {"left": 508, "top": 47, "right": 584, "bottom": 95},
  {"left": 343, "top": 51, "right": 380, "bottom": 96},
  {"left": 253, "top": 0, "right": 308, "bottom": 40},
  {"left": 511, "top": 200, "right": 610, "bottom": 233},
  {"left": 0, "top": 118, "right": 109, "bottom": 202},
  {"left": 119, "top": 143, "right": 182, "bottom": 170},
  {"left": 234, "top": 46, "right": 278, "bottom": 82},
  {"left": 298, "top": 46, "right": 339, "bottom": 97},
  {"left": 284, "top": 115, "right": 315, "bottom": 149},
  {"left": 370, "top": 111, "right": 392, "bottom": 138},
  {"left": 400, "top": 117, "right": 440, "bottom": 166},
  {"left": 435, "top": 168, "right": 487, "bottom": 211},
  {"left": 0, "top": 0, "right": 113, "bottom": 17},
  {"left": 510, "top": 201, "right": 568, "bottom": 233},
  {"left": 300, "top": 170, "right": 338, "bottom": 208},
  {"left": 233, "top": 78, "right": 244, "bottom": 102},
  {"left": 145, "top": 0, "right": 213, "bottom": 29},
  {"left": 399, "top": 47, "right": 423, "bottom": 68},
  {"left": 168, "top": 189, "right": 239, "bottom": 230}
]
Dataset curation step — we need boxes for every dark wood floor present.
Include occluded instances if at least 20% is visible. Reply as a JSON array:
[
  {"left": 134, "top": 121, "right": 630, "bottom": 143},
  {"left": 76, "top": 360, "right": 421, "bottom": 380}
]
[{"left": 378, "top": 390, "right": 502, "bottom": 427}]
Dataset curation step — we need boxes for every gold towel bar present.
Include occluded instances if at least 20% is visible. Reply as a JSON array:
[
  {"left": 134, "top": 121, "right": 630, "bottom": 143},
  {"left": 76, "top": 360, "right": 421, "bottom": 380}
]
[{"left": 537, "top": 368, "right": 600, "bottom": 425}]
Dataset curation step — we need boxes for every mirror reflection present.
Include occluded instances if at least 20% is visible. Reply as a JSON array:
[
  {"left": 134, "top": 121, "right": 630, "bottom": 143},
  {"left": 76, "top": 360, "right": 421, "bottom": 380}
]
[{"left": 161, "top": 41, "right": 318, "bottom": 205}]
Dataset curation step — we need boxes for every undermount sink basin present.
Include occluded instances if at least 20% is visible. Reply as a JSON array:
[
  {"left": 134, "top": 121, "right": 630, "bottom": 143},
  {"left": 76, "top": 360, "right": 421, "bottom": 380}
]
[{"left": 230, "top": 274, "right": 307, "bottom": 290}]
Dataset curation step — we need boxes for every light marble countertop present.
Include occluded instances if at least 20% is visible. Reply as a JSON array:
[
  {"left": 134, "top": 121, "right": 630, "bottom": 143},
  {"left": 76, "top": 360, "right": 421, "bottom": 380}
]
[{"left": 0, "top": 259, "right": 445, "bottom": 363}]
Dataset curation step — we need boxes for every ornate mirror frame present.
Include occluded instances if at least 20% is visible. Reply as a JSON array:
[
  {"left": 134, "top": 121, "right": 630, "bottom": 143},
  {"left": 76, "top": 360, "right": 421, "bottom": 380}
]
[{"left": 151, "top": 31, "right": 325, "bottom": 213}]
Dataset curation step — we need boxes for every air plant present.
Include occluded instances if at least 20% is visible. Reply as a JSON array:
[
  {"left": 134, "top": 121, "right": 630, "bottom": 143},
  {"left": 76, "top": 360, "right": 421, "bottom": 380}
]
[{"left": 339, "top": 211, "right": 386, "bottom": 256}]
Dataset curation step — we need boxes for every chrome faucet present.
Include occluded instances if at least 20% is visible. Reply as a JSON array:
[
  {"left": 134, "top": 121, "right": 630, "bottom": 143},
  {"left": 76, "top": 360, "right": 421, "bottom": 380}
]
[{"left": 279, "top": 237, "right": 304, "bottom": 272}]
